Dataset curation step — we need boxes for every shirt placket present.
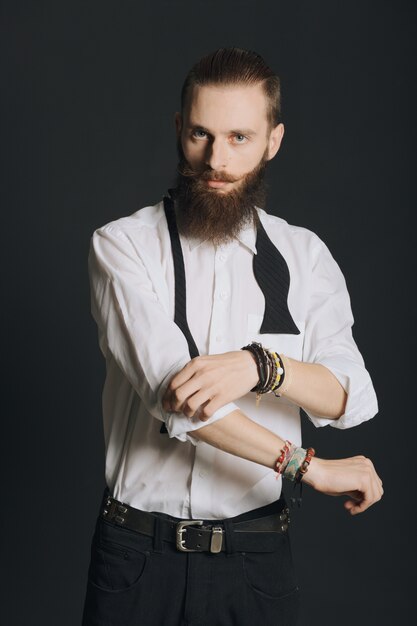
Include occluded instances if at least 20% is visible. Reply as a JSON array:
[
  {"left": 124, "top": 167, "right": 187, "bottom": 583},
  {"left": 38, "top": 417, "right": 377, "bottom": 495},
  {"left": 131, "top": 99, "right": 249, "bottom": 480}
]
[{"left": 190, "top": 242, "right": 236, "bottom": 518}]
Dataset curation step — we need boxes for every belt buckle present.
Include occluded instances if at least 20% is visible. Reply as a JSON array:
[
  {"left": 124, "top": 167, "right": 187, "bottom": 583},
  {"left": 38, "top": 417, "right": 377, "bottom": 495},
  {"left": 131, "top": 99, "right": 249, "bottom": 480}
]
[{"left": 176, "top": 520, "right": 204, "bottom": 552}]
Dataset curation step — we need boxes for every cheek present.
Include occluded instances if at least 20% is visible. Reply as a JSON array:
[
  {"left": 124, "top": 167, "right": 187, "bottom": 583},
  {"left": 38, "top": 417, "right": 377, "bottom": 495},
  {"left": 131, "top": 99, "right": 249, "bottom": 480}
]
[
  {"left": 233, "top": 147, "right": 266, "bottom": 176},
  {"left": 182, "top": 137, "right": 204, "bottom": 162}
]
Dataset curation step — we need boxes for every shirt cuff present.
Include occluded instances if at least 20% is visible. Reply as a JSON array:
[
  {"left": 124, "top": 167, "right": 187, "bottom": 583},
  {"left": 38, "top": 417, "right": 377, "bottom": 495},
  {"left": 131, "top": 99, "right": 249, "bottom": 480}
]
[
  {"left": 165, "top": 402, "right": 239, "bottom": 444},
  {"left": 304, "top": 356, "right": 379, "bottom": 429}
]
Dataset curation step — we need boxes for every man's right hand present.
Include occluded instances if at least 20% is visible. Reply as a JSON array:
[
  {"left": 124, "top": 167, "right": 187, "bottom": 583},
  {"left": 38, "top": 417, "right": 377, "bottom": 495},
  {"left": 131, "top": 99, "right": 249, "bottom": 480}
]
[{"left": 303, "top": 455, "right": 383, "bottom": 515}]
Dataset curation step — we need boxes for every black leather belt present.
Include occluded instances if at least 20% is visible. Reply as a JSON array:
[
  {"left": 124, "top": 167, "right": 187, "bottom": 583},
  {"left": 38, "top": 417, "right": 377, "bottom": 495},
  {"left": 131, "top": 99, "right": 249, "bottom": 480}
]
[{"left": 101, "top": 493, "right": 290, "bottom": 554}]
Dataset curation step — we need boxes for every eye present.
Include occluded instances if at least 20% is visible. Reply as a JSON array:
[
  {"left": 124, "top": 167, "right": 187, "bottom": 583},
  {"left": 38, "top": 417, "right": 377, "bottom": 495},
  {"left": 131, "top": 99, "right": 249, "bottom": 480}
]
[
  {"left": 232, "top": 134, "right": 248, "bottom": 144},
  {"left": 192, "top": 129, "right": 208, "bottom": 139}
]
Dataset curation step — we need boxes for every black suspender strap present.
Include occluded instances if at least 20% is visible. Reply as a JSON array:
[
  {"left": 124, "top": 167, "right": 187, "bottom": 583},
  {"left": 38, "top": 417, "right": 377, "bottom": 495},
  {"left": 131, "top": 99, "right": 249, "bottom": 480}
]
[
  {"left": 159, "top": 195, "right": 200, "bottom": 433},
  {"left": 163, "top": 194, "right": 200, "bottom": 359},
  {"left": 159, "top": 193, "right": 299, "bottom": 434}
]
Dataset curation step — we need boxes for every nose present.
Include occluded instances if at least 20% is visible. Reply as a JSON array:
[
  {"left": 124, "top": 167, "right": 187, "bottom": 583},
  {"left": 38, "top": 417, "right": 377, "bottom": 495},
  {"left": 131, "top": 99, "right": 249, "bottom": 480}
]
[{"left": 205, "top": 138, "right": 229, "bottom": 172}]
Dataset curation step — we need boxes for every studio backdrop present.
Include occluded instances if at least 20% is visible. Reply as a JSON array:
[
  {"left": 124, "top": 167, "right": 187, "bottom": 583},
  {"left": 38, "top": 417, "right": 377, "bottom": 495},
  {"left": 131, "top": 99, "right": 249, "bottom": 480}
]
[{"left": 2, "top": 1, "right": 416, "bottom": 624}]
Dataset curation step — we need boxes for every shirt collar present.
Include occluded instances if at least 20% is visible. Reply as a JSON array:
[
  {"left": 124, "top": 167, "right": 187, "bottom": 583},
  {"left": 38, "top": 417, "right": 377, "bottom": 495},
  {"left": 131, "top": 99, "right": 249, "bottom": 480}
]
[{"left": 185, "top": 211, "right": 258, "bottom": 255}]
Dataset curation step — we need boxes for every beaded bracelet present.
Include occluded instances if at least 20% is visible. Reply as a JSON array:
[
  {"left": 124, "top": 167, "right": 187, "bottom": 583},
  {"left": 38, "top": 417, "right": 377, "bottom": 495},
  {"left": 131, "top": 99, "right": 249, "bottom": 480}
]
[
  {"left": 241, "top": 342, "right": 287, "bottom": 403},
  {"left": 295, "top": 447, "right": 316, "bottom": 483},
  {"left": 270, "top": 351, "right": 285, "bottom": 395},
  {"left": 276, "top": 354, "right": 292, "bottom": 396},
  {"left": 275, "top": 440, "right": 296, "bottom": 475}
]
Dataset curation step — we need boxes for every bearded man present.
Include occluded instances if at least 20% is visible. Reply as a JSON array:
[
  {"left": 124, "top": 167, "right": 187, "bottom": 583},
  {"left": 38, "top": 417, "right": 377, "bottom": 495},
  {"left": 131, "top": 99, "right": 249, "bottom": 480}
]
[{"left": 82, "top": 48, "right": 382, "bottom": 626}]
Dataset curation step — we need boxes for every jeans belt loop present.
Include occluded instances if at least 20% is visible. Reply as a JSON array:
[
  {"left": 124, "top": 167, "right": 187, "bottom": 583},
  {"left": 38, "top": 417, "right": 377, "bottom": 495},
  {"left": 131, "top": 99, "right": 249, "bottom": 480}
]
[{"left": 222, "top": 519, "right": 235, "bottom": 555}]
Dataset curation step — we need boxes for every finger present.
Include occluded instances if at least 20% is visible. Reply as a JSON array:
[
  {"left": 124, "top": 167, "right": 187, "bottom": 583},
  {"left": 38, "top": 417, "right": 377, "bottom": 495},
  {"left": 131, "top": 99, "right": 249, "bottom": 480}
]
[
  {"left": 170, "top": 379, "right": 203, "bottom": 412},
  {"left": 168, "top": 359, "right": 199, "bottom": 391},
  {"left": 182, "top": 389, "right": 215, "bottom": 418},
  {"left": 348, "top": 484, "right": 377, "bottom": 515},
  {"left": 368, "top": 470, "right": 384, "bottom": 506},
  {"left": 349, "top": 502, "right": 370, "bottom": 515},
  {"left": 162, "top": 365, "right": 195, "bottom": 411},
  {"left": 162, "top": 393, "right": 169, "bottom": 411},
  {"left": 343, "top": 490, "right": 363, "bottom": 511},
  {"left": 162, "top": 386, "right": 174, "bottom": 412},
  {"left": 344, "top": 500, "right": 357, "bottom": 511},
  {"left": 349, "top": 461, "right": 384, "bottom": 515},
  {"left": 194, "top": 399, "right": 211, "bottom": 421},
  {"left": 339, "top": 482, "right": 370, "bottom": 515},
  {"left": 197, "top": 395, "right": 226, "bottom": 421}
]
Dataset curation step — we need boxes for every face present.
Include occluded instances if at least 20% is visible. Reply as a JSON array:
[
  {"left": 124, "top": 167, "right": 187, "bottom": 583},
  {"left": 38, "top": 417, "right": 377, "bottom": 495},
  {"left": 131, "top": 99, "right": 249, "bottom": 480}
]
[
  {"left": 173, "top": 82, "right": 284, "bottom": 245},
  {"left": 176, "top": 83, "right": 284, "bottom": 194}
]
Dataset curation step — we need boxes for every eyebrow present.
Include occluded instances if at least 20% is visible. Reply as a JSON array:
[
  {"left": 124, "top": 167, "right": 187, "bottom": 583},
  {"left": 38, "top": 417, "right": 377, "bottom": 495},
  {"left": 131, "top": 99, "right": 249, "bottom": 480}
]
[{"left": 188, "top": 123, "right": 257, "bottom": 136}]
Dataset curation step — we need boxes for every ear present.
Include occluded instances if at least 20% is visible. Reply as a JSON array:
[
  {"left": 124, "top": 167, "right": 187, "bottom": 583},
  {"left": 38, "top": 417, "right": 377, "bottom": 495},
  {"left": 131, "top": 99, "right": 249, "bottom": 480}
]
[
  {"left": 267, "top": 123, "right": 284, "bottom": 160},
  {"left": 175, "top": 112, "right": 183, "bottom": 138}
]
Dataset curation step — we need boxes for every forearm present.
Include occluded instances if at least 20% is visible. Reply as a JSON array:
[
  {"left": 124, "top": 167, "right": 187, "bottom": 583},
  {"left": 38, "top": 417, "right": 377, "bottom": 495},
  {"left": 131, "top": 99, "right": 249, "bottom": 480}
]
[
  {"left": 279, "top": 354, "right": 347, "bottom": 419},
  {"left": 192, "top": 410, "right": 324, "bottom": 496},
  {"left": 164, "top": 349, "right": 348, "bottom": 422},
  {"left": 190, "top": 406, "right": 383, "bottom": 516},
  {"left": 190, "top": 408, "right": 284, "bottom": 468}
]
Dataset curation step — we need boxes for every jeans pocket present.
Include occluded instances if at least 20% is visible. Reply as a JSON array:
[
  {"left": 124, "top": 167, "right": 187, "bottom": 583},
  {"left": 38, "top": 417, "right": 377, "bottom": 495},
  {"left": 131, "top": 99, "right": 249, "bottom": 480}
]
[
  {"left": 87, "top": 523, "right": 152, "bottom": 593},
  {"left": 242, "top": 534, "right": 299, "bottom": 600}
]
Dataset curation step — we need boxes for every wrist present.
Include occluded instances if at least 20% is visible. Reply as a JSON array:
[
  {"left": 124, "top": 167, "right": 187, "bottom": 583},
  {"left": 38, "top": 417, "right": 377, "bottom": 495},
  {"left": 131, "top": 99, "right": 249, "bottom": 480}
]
[
  {"left": 277, "top": 354, "right": 292, "bottom": 396},
  {"left": 301, "top": 456, "right": 323, "bottom": 489},
  {"left": 274, "top": 441, "right": 316, "bottom": 483},
  {"left": 240, "top": 348, "right": 261, "bottom": 389}
]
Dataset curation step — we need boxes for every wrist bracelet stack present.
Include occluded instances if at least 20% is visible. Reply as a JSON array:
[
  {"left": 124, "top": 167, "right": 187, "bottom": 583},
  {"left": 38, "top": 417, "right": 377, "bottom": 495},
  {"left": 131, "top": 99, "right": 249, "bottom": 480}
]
[
  {"left": 275, "top": 439, "right": 316, "bottom": 483},
  {"left": 241, "top": 343, "right": 315, "bottom": 506},
  {"left": 274, "top": 440, "right": 316, "bottom": 508},
  {"left": 241, "top": 341, "right": 286, "bottom": 404}
]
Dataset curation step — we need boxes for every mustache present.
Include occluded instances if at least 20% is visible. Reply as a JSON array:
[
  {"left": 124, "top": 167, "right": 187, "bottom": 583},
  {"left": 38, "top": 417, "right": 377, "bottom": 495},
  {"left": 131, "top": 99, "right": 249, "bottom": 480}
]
[{"left": 177, "top": 160, "right": 239, "bottom": 183}]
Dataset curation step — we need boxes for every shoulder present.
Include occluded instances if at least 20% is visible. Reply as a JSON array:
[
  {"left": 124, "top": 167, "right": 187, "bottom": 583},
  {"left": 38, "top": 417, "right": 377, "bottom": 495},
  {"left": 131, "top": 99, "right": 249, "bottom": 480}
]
[
  {"left": 257, "top": 208, "right": 348, "bottom": 288},
  {"left": 256, "top": 207, "right": 326, "bottom": 258},
  {"left": 92, "top": 200, "right": 166, "bottom": 242}
]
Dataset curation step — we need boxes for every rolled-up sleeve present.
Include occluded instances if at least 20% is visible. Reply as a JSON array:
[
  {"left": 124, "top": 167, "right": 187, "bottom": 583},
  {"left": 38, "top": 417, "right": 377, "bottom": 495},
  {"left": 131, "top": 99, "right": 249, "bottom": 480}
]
[
  {"left": 88, "top": 225, "right": 237, "bottom": 443},
  {"left": 302, "top": 238, "right": 378, "bottom": 429}
]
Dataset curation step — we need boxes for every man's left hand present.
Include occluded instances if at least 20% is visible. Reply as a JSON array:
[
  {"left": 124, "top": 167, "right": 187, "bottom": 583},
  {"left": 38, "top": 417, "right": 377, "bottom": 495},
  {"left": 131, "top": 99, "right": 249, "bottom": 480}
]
[{"left": 162, "top": 351, "right": 259, "bottom": 420}]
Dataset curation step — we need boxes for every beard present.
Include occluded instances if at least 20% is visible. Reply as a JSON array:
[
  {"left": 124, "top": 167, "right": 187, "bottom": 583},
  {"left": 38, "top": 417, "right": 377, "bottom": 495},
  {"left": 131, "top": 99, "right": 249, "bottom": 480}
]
[{"left": 172, "top": 141, "right": 269, "bottom": 246}]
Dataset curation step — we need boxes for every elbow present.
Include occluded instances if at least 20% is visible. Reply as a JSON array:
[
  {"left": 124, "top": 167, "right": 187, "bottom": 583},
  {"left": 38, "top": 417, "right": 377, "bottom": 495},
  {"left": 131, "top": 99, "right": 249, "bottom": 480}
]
[
  {"left": 314, "top": 388, "right": 348, "bottom": 420},
  {"left": 327, "top": 369, "right": 348, "bottom": 419},
  {"left": 335, "top": 389, "right": 348, "bottom": 419}
]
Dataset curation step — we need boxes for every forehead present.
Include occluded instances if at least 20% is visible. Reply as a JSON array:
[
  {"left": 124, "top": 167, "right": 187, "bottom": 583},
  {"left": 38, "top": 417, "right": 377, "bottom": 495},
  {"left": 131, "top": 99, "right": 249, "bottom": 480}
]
[{"left": 184, "top": 83, "right": 269, "bottom": 131}]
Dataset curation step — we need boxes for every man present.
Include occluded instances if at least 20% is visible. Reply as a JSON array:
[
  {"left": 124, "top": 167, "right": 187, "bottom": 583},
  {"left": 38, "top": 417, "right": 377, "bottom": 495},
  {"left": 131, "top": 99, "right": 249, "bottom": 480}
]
[{"left": 82, "top": 48, "right": 382, "bottom": 626}]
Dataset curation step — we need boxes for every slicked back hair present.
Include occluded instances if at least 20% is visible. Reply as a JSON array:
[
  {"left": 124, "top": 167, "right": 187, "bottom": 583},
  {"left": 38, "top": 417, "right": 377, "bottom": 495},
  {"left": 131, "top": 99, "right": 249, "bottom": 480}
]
[{"left": 180, "top": 48, "right": 282, "bottom": 130}]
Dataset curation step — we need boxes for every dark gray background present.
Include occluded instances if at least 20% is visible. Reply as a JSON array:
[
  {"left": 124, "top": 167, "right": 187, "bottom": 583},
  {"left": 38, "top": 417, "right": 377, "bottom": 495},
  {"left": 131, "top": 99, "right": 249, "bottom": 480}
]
[{"left": 2, "top": 1, "right": 416, "bottom": 624}]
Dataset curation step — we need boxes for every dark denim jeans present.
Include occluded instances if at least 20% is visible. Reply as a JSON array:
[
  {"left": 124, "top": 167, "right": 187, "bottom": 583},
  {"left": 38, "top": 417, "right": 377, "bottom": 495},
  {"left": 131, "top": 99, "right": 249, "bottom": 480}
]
[{"left": 82, "top": 495, "right": 300, "bottom": 626}]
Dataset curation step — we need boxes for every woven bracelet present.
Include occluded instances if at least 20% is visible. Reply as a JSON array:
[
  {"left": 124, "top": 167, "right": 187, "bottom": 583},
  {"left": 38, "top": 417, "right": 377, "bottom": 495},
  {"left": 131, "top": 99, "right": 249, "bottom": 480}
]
[
  {"left": 241, "top": 342, "right": 266, "bottom": 390},
  {"left": 283, "top": 447, "right": 308, "bottom": 482},
  {"left": 295, "top": 447, "right": 316, "bottom": 483}
]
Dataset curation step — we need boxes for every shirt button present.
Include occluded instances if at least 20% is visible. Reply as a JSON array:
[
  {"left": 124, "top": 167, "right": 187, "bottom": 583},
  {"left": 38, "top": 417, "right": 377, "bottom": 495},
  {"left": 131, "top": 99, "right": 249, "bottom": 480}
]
[
  {"left": 216, "top": 335, "right": 223, "bottom": 342},
  {"left": 219, "top": 253, "right": 227, "bottom": 262},
  {"left": 199, "top": 470, "right": 206, "bottom": 478},
  {"left": 219, "top": 290, "right": 228, "bottom": 300}
]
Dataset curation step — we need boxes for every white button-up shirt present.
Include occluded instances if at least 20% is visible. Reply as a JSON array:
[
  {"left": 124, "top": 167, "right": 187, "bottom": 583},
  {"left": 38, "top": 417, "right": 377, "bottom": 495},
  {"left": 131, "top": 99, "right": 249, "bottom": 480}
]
[{"left": 88, "top": 200, "right": 378, "bottom": 519}]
